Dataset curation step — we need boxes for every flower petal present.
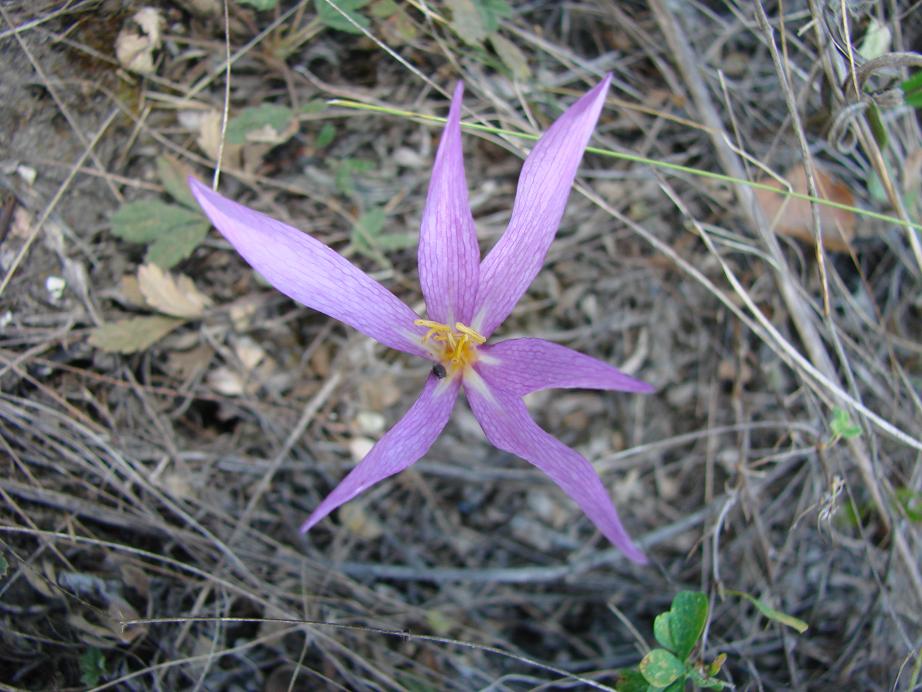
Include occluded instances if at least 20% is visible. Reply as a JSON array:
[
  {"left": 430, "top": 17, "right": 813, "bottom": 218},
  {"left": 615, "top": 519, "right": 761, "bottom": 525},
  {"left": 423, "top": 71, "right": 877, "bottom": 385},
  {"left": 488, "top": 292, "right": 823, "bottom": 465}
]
[
  {"left": 472, "top": 75, "right": 612, "bottom": 337},
  {"left": 301, "top": 373, "right": 459, "bottom": 533},
  {"left": 189, "top": 177, "right": 428, "bottom": 358},
  {"left": 477, "top": 337, "right": 654, "bottom": 396},
  {"left": 418, "top": 83, "right": 480, "bottom": 325},
  {"left": 464, "top": 377, "right": 647, "bottom": 563}
]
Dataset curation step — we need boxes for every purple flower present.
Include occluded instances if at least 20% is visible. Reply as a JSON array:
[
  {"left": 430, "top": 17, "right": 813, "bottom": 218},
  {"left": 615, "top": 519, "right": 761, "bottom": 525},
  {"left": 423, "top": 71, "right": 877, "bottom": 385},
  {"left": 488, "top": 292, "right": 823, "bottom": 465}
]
[{"left": 189, "top": 75, "right": 653, "bottom": 563}]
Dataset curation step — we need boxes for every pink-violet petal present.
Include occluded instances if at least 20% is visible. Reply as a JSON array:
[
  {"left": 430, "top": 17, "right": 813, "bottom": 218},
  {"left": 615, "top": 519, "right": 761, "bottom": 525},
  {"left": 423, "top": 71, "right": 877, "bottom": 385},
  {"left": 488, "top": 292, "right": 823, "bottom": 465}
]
[
  {"left": 464, "top": 378, "right": 647, "bottom": 563},
  {"left": 189, "top": 177, "right": 429, "bottom": 359},
  {"left": 418, "top": 83, "right": 480, "bottom": 325},
  {"left": 472, "top": 75, "right": 612, "bottom": 337},
  {"left": 301, "top": 373, "right": 460, "bottom": 533},
  {"left": 477, "top": 337, "right": 654, "bottom": 396}
]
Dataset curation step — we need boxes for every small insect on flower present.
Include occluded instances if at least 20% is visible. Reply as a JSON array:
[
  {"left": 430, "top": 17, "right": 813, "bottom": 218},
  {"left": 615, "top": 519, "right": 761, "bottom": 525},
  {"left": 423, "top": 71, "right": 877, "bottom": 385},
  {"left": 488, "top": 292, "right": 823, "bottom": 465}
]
[{"left": 188, "top": 75, "right": 655, "bottom": 563}]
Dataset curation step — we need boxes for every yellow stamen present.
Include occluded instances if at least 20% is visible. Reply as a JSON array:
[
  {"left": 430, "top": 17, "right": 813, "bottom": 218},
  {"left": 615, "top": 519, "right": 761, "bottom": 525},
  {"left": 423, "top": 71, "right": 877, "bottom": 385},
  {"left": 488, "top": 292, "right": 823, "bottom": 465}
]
[
  {"left": 414, "top": 319, "right": 486, "bottom": 374},
  {"left": 454, "top": 322, "right": 486, "bottom": 345}
]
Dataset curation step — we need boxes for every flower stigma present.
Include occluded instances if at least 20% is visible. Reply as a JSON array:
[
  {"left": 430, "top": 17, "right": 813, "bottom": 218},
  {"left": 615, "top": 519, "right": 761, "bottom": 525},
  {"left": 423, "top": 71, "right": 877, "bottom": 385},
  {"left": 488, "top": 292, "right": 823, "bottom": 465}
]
[{"left": 415, "top": 319, "right": 486, "bottom": 376}]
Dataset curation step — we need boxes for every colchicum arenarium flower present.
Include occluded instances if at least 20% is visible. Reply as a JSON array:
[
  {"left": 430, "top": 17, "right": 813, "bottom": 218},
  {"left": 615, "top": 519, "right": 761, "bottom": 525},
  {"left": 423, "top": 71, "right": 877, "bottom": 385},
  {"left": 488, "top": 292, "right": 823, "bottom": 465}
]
[{"left": 189, "top": 75, "right": 653, "bottom": 562}]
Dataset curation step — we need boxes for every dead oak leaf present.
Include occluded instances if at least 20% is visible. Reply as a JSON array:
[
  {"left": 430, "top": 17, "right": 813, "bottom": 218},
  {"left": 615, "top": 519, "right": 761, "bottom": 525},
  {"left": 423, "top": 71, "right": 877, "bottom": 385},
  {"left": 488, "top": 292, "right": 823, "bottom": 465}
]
[
  {"left": 137, "top": 263, "right": 212, "bottom": 319},
  {"left": 755, "top": 164, "right": 857, "bottom": 253}
]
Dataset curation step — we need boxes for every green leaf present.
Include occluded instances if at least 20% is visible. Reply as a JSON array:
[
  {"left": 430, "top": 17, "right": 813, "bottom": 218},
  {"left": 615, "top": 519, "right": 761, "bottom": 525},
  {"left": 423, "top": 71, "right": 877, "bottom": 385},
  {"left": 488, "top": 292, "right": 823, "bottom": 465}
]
[
  {"left": 866, "top": 102, "right": 888, "bottom": 150},
  {"left": 729, "top": 590, "right": 809, "bottom": 634},
  {"left": 688, "top": 667, "right": 732, "bottom": 689},
  {"left": 111, "top": 200, "right": 203, "bottom": 244},
  {"left": 352, "top": 207, "right": 415, "bottom": 255},
  {"left": 88, "top": 315, "right": 184, "bottom": 353},
  {"left": 668, "top": 591, "right": 709, "bottom": 661},
  {"left": 225, "top": 104, "right": 296, "bottom": 145},
  {"left": 895, "top": 487, "right": 922, "bottom": 523},
  {"left": 352, "top": 207, "right": 387, "bottom": 252},
  {"left": 638, "top": 649, "right": 684, "bottom": 688},
  {"left": 447, "top": 0, "right": 487, "bottom": 44},
  {"left": 301, "top": 99, "right": 328, "bottom": 114},
  {"left": 663, "top": 679, "right": 686, "bottom": 692},
  {"left": 145, "top": 221, "right": 209, "bottom": 269},
  {"left": 315, "top": 0, "right": 370, "bottom": 34},
  {"left": 369, "top": 0, "right": 398, "bottom": 17},
  {"left": 866, "top": 170, "right": 888, "bottom": 205},
  {"left": 80, "top": 647, "right": 107, "bottom": 687},
  {"left": 653, "top": 612, "right": 675, "bottom": 652},
  {"left": 708, "top": 652, "right": 727, "bottom": 677},
  {"left": 238, "top": 0, "right": 278, "bottom": 9},
  {"left": 334, "top": 158, "right": 375, "bottom": 197},
  {"left": 615, "top": 668, "right": 650, "bottom": 692},
  {"left": 0, "top": 554, "right": 7, "bottom": 577},
  {"left": 375, "top": 231, "right": 416, "bottom": 251},
  {"left": 900, "top": 71, "right": 922, "bottom": 108},
  {"left": 315, "top": 122, "right": 337, "bottom": 148},
  {"left": 830, "top": 407, "right": 862, "bottom": 439},
  {"left": 473, "top": 0, "right": 512, "bottom": 33},
  {"left": 857, "top": 18, "right": 891, "bottom": 61},
  {"left": 156, "top": 155, "right": 197, "bottom": 209}
]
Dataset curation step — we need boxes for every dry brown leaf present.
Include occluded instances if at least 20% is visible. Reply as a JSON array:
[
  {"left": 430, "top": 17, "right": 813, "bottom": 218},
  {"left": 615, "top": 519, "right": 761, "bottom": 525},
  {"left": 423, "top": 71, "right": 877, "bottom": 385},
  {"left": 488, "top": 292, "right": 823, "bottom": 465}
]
[
  {"left": 10, "top": 207, "right": 33, "bottom": 239},
  {"left": 339, "top": 504, "right": 384, "bottom": 540},
  {"left": 115, "top": 7, "right": 163, "bottom": 75},
  {"left": 137, "top": 263, "right": 212, "bottom": 318},
  {"left": 207, "top": 365, "right": 246, "bottom": 396},
  {"left": 88, "top": 315, "right": 183, "bottom": 353},
  {"left": 197, "top": 110, "right": 242, "bottom": 169},
  {"left": 233, "top": 336, "right": 266, "bottom": 370},
  {"left": 164, "top": 343, "right": 214, "bottom": 380},
  {"left": 118, "top": 274, "right": 147, "bottom": 308},
  {"left": 754, "top": 164, "right": 857, "bottom": 252}
]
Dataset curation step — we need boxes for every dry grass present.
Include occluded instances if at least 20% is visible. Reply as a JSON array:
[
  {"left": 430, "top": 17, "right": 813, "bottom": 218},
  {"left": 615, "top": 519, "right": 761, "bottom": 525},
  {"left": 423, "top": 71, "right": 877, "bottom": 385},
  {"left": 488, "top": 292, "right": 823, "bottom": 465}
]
[{"left": 1, "top": 0, "right": 921, "bottom": 689}]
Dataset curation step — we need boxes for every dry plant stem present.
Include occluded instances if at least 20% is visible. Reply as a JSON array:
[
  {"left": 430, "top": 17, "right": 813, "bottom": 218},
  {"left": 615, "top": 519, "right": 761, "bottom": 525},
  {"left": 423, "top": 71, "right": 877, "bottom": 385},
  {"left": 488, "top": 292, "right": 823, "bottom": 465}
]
[
  {"left": 212, "top": 0, "right": 232, "bottom": 190},
  {"left": 753, "top": 0, "right": 883, "bottom": 492},
  {"left": 810, "top": 0, "right": 922, "bottom": 275},
  {"left": 228, "top": 371, "right": 342, "bottom": 545},
  {"left": 601, "top": 7, "right": 920, "bottom": 449},
  {"left": 173, "top": 373, "right": 341, "bottom": 656},
  {"left": 753, "top": 7, "right": 833, "bottom": 319},
  {"left": 657, "top": 174, "right": 922, "bottom": 608},
  {"left": 317, "top": 0, "right": 441, "bottom": 95},
  {"left": 652, "top": 1, "right": 922, "bottom": 609}
]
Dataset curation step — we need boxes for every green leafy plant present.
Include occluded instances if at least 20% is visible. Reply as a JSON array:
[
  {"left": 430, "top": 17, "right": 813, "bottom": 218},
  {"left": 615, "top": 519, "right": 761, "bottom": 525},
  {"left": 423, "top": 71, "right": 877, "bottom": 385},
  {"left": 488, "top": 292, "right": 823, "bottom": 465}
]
[
  {"left": 79, "top": 647, "right": 106, "bottom": 687},
  {"left": 110, "top": 156, "right": 210, "bottom": 269},
  {"left": 900, "top": 70, "right": 922, "bottom": 108},
  {"left": 618, "top": 591, "right": 730, "bottom": 691},
  {"left": 331, "top": 160, "right": 415, "bottom": 262},
  {"left": 315, "top": 0, "right": 370, "bottom": 34},
  {"left": 829, "top": 407, "right": 862, "bottom": 442}
]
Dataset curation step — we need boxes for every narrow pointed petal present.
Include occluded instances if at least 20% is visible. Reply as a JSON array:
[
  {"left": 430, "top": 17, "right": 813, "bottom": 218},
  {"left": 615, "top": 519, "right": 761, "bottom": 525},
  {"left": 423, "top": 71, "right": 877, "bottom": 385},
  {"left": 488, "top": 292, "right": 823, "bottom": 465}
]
[
  {"left": 418, "top": 83, "right": 480, "bottom": 324},
  {"left": 464, "top": 379, "right": 647, "bottom": 563},
  {"left": 189, "top": 178, "right": 429, "bottom": 358},
  {"left": 477, "top": 337, "right": 654, "bottom": 396},
  {"left": 472, "top": 76, "right": 612, "bottom": 337},
  {"left": 301, "top": 374, "right": 460, "bottom": 533}
]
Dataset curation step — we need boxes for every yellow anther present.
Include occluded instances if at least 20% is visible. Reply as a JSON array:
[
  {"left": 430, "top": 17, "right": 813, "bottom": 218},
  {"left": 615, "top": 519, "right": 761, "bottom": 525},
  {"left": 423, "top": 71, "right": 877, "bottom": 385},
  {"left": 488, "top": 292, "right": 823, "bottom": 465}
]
[
  {"left": 454, "top": 322, "right": 486, "bottom": 344},
  {"left": 413, "top": 318, "right": 485, "bottom": 374}
]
